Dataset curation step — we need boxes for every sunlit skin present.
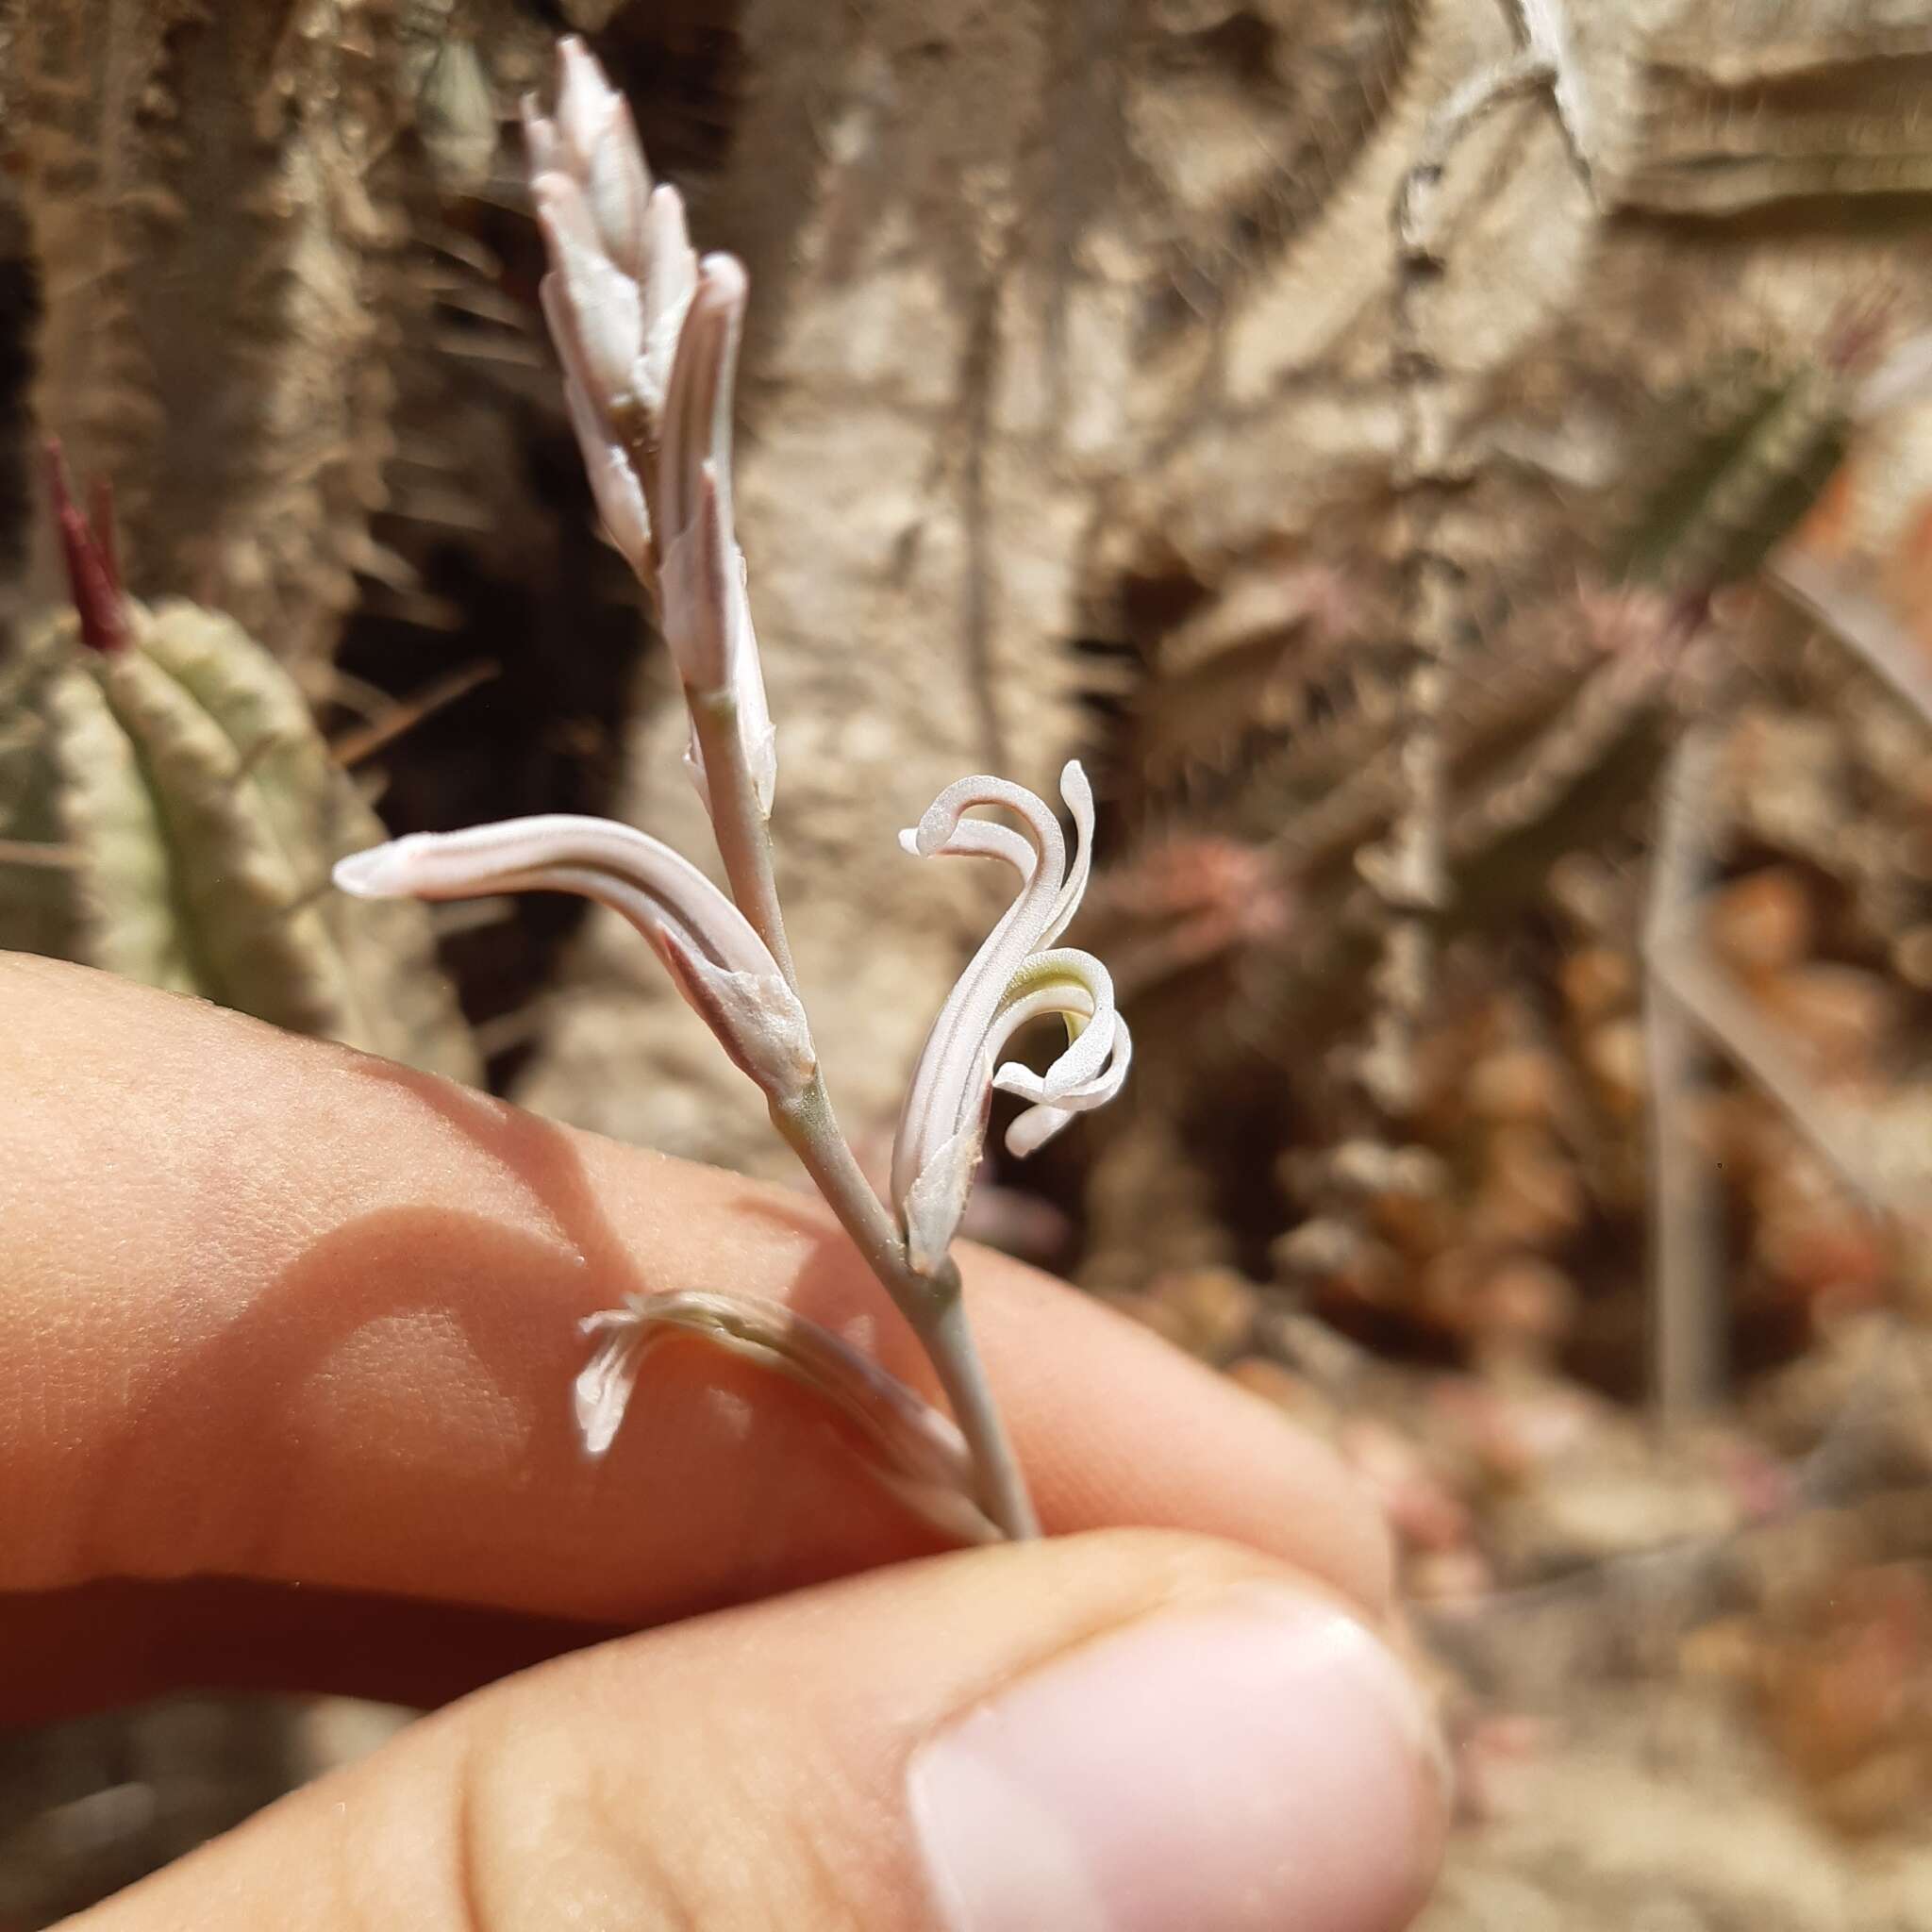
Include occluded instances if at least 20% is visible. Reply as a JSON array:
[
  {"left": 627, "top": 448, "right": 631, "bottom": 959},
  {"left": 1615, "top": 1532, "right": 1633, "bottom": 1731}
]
[{"left": 0, "top": 955, "right": 1441, "bottom": 1929}]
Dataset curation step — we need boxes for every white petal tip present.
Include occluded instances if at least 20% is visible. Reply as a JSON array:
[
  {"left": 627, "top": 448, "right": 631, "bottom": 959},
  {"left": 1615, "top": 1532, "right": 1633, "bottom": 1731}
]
[
  {"left": 555, "top": 36, "right": 607, "bottom": 95},
  {"left": 697, "top": 252, "right": 749, "bottom": 307},
  {"left": 573, "top": 1362, "right": 628, "bottom": 1457},
  {"left": 897, "top": 827, "right": 921, "bottom": 857},
  {"left": 1004, "top": 1105, "right": 1073, "bottom": 1159},
  {"left": 332, "top": 845, "right": 409, "bottom": 898}
]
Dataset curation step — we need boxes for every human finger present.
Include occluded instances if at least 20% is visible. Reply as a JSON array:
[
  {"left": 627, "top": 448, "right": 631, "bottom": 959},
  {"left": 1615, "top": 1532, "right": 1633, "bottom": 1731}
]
[
  {"left": 0, "top": 954, "right": 1388, "bottom": 1656},
  {"left": 77, "top": 1530, "right": 1444, "bottom": 1932}
]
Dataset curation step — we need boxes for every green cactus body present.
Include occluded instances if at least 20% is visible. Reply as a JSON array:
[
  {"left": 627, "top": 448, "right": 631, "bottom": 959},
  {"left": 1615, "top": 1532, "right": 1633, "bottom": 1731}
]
[
  {"left": 1619, "top": 365, "right": 1850, "bottom": 595},
  {"left": 0, "top": 598, "right": 478, "bottom": 1083}
]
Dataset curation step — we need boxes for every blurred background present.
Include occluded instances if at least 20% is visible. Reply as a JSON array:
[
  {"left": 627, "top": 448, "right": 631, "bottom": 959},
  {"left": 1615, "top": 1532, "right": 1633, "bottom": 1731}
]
[{"left": 4, "top": 0, "right": 1932, "bottom": 1923}]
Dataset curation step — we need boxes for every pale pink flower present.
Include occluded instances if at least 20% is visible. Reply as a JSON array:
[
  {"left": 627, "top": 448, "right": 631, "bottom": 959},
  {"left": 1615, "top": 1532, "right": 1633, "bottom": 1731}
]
[
  {"left": 334, "top": 815, "right": 812, "bottom": 1101},
  {"left": 891, "top": 762, "right": 1131, "bottom": 1274}
]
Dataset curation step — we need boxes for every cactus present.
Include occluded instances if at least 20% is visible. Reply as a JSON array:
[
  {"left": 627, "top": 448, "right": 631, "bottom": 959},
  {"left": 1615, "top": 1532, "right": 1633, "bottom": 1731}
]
[
  {"left": 0, "top": 592, "right": 478, "bottom": 1083},
  {"left": 1617, "top": 362, "right": 1852, "bottom": 598},
  {"left": 4, "top": 0, "right": 425, "bottom": 665}
]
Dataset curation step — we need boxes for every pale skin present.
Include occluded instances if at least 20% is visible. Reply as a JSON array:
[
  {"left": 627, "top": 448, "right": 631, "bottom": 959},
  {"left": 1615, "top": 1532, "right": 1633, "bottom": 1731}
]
[{"left": 0, "top": 954, "right": 1440, "bottom": 1929}]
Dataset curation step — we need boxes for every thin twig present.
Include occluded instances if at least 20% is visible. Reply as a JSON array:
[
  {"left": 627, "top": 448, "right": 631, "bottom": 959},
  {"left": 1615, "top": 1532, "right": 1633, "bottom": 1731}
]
[
  {"left": 770, "top": 1077, "right": 1041, "bottom": 1540},
  {"left": 330, "top": 660, "right": 501, "bottom": 769},
  {"left": 1769, "top": 549, "right": 1932, "bottom": 732},
  {"left": 1642, "top": 724, "right": 1725, "bottom": 1424},
  {"left": 0, "top": 840, "right": 84, "bottom": 870},
  {"left": 1650, "top": 935, "right": 1909, "bottom": 1224}
]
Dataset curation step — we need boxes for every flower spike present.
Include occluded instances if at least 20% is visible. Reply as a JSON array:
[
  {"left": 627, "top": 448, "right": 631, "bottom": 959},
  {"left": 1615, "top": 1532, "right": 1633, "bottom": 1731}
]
[{"left": 475, "top": 36, "right": 1098, "bottom": 1545}]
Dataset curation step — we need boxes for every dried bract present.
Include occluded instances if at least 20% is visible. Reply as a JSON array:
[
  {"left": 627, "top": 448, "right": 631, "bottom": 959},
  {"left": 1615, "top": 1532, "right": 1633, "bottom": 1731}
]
[{"left": 576, "top": 1291, "right": 1000, "bottom": 1545}]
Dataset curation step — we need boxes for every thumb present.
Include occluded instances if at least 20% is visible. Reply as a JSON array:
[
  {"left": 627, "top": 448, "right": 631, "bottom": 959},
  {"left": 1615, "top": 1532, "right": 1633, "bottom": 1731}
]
[{"left": 85, "top": 1530, "right": 1446, "bottom": 1932}]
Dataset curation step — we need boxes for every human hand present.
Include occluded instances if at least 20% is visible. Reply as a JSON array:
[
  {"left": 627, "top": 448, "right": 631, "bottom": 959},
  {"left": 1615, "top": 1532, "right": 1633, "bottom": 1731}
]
[{"left": 0, "top": 955, "right": 1444, "bottom": 1930}]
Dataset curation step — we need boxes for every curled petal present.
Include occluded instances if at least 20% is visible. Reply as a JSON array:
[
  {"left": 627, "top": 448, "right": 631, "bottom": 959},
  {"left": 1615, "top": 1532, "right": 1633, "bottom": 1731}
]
[
  {"left": 982, "top": 953, "right": 1130, "bottom": 1158},
  {"left": 996, "top": 1013, "right": 1133, "bottom": 1158},
  {"left": 890, "top": 769, "right": 1079, "bottom": 1215},
  {"left": 896, "top": 815, "right": 1037, "bottom": 877},
  {"left": 891, "top": 948, "right": 1125, "bottom": 1263},
  {"left": 990, "top": 949, "right": 1118, "bottom": 1100},
  {"left": 904, "top": 772, "right": 1066, "bottom": 874},
  {"left": 1043, "top": 760, "right": 1095, "bottom": 947},
  {"left": 889, "top": 766, "right": 1124, "bottom": 1270},
  {"left": 334, "top": 815, "right": 813, "bottom": 1101},
  {"left": 573, "top": 1291, "right": 1001, "bottom": 1545}
]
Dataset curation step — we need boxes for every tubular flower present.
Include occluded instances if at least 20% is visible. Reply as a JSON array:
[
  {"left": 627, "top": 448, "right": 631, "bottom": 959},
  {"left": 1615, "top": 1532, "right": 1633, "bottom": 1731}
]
[
  {"left": 524, "top": 37, "right": 698, "bottom": 577},
  {"left": 891, "top": 761, "right": 1132, "bottom": 1274},
  {"left": 575, "top": 1290, "right": 1000, "bottom": 1545},
  {"left": 333, "top": 815, "right": 812, "bottom": 1101}
]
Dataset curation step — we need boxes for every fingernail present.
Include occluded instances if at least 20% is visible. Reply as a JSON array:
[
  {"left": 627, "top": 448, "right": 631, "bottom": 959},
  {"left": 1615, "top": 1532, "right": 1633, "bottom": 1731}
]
[{"left": 908, "top": 1586, "right": 1446, "bottom": 1932}]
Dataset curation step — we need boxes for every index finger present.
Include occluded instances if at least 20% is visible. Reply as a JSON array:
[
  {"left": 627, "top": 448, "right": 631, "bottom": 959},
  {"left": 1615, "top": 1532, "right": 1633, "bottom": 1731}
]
[{"left": 0, "top": 956, "right": 1388, "bottom": 1637}]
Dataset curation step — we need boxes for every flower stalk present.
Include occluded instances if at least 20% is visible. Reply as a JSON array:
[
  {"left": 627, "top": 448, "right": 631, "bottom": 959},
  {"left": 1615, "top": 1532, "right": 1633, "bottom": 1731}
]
[
  {"left": 337, "top": 38, "right": 1130, "bottom": 1547},
  {"left": 688, "top": 685, "right": 794, "bottom": 986},
  {"left": 764, "top": 1080, "right": 1041, "bottom": 1541}
]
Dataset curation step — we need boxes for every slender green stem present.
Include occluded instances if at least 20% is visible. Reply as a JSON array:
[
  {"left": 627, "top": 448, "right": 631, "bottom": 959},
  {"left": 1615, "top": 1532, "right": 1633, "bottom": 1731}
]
[
  {"left": 770, "top": 1077, "right": 1040, "bottom": 1541},
  {"left": 687, "top": 687, "right": 795, "bottom": 987},
  {"left": 912, "top": 1269, "right": 1041, "bottom": 1542}
]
